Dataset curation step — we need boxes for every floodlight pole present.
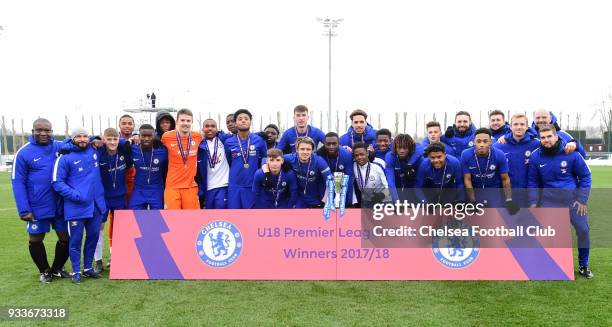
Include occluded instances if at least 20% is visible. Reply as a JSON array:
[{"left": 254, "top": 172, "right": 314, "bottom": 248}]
[{"left": 318, "top": 18, "right": 342, "bottom": 132}]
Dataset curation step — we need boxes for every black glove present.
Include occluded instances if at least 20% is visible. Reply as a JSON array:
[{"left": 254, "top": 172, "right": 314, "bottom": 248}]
[
  {"left": 371, "top": 191, "right": 385, "bottom": 204},
  {"left": 404, "top": 164, "right": 416, "bottom": 180},
  {"left": 257, "top": 131, "right": 268, "bottom": 141},
  {"left": 263, "top": 171, "right": 274, "bottom": 189},
  {"left": 444, "top": 126, "right": 454, "bottom": 138},
  {"left": 505, "top": 199, "right": 520, "bottom": 215}
]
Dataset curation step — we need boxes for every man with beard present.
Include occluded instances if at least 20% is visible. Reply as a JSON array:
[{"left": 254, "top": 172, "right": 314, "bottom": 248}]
[
  {"left": 493, "top": 113, "right": 540, "bottom": 207},
  {"left": 340, "top": 109, "right": 377, "bottom": 154},
  {"left": 161, "top": 108, "right": 203, "bottom": 209},
  {"left": 461, "top": 128, "right": 518, "bottom": 214},
  {"left": 12, "top": 118, "right": 71, "bottom": 283},
  {"left": 488, "top": 110, "right": 511, "bottom": 143},
  {"left": 224, "top": 109, "right": 268, "bottom": 209},
  {"left": 129, "top": 124, "right": 168, "bottom": 210},
  {"left": 442, "top": 111, "right": 477, "bottom": 156},
  {"left": 277, "top": 105, "right": 326, "bottom": 153},
  {"left": 197, "top": 119, "right": 230, "bottom": 209},
  {"left": 317, "top": 132, "right": 354, "bottom": 208},
  {"left": 527, "top": 125, "right": 593, "bottom": 278},
  {"left": 53, "top": 127, "right": 107, "bottom": 283}
]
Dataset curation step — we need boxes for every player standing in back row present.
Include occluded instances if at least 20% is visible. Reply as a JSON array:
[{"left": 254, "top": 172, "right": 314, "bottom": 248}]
[{"left": 161, "top": 108, "right": 203, "bottom": 209}]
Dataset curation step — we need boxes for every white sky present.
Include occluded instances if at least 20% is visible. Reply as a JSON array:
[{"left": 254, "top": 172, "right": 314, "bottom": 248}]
[{"left": 1, "top": 0, "right": 612, "bottom": 134}]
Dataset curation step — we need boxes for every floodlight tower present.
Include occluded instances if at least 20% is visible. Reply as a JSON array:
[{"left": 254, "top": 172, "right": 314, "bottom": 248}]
[{"left": 317, "top": 18, "right": 342, "bottom": 132}]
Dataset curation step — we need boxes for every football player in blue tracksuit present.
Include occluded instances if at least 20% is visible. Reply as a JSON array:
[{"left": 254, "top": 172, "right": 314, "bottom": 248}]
[
  {"left": 224, "top": 109, "right": 268, "bottom": 209},
  {"left": 129, "top": 124, "right": 168, "bottom": 209},
  {"left": 98, "top": 128, "right": 133, "bottom": 212},
  {"left": 340, "top": 109, "right": 377, "bottom": 152},
  {"left": 197, "top": 119, "right": 230, "bottom": 209},
  {"left": 284, "top": 137, "right": 331, "bottom": 208},
  {"left": 384, "top": 134, "right": 424, "bottom": 201},
  {"left": 374, "top": 129, "right": 392, "bottom": 160},
  {"left": 155, "top": 111, "right": 176, "bottom": 140},
  {"left": 12, "top": 118, "right": 71, "bottom": 283},
  {"left": 527, "top": 124, "right": 593, "bottom": 278},
  {"left": 252, "top": 148, "right": 299, "bottom": 208},
  {"left": 317, "top": 132, "right": 354, "bottom": 208},
  {"left": 52, "top": 127, "right": 107, "bottom": 283},
  {"left": 442, "top": 111, "right": 477, "bottom": 156},
  {"left": 415, "top": 142, "right": 464, "bottom": 204},
  {"left": 488, "top": 110, "right": 511, "bottom": 143},
  {"left": 277, "top": 105, "right": 326, "bottom": 153},
  {"left": 493, "top": 113, "right": 541, "bottom": 207},
  {"left": 461, "top": 128, "right": 519, "bottom": 214},
  {"left": 94, "top": 128, "right": 133, "bottom": 271},
  {"left": 420, "top": 121, "right": 456, "bottom": 157},
  {"left": 260, "top": 124, "right": 280, "bottom": 150}
]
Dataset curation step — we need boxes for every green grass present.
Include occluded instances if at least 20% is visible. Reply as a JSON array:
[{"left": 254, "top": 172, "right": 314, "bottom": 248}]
[{"left": 1, "top": 168, "right": 612, "bottom": 326}]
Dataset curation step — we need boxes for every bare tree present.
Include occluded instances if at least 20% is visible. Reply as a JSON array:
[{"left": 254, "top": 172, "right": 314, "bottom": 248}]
[{"left": 600, "top": 94, "right": 612, "bottom": 151}]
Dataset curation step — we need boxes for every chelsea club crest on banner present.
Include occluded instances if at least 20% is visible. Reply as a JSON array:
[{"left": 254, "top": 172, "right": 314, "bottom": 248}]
[
  {"left": 432, "top": 220, "right": 480, "bottom": 269},
  {"left": 196, "top": 220, "right": 243, "bottom": 268}
]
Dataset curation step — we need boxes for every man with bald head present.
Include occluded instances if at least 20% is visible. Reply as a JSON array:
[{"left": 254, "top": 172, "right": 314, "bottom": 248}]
[{"left": 12, "top": 118, "right": 71, "bottom": 283}]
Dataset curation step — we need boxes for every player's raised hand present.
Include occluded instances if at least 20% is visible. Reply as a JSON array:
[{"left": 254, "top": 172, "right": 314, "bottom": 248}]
[
  {"left": 91, "top": 139, "right": 104, "bottom": 149},
  {"left": 130, "top": 135, "right": 141, "bottom": 145},
  {"left": 367, "top": 144, "right": 375, "bottom": 156},
  {"left": 564, "top": 141, "right": 577, "bottom": 154}
]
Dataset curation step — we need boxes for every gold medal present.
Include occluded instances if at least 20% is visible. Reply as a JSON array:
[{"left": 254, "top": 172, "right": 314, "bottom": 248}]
[{"left": 244, "top": 163, "right": 250, "bottom": 169}]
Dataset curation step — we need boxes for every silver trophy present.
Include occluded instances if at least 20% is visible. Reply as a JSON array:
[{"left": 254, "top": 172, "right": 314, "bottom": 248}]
[{"left": 333, "top": 172, "right": 344, "bottom": 208}]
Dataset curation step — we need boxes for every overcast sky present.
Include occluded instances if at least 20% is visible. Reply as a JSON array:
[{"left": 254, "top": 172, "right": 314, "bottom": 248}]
[{"left": 1, "top": 0, "right": 612, "bottom": 133}]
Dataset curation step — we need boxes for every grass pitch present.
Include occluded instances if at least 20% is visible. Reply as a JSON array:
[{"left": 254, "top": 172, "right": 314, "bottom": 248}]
[{"left": 1, "top": 168, "right": 612, "bottom": 326}]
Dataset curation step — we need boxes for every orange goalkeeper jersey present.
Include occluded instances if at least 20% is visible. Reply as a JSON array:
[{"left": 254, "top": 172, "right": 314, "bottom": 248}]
[{"left": 161, "top": 130, "right": 203, "bottom": 189}]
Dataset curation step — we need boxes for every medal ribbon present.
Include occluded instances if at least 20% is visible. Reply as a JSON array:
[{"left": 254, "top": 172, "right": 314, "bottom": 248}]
[
  {"left": 236, "top": 135, "right": 251, "bottom": 167},
  {"left": 176, "top": 131, "right": 192, "bottom": 166},
  {"left": 206, "top": 137, "right": 219, "bottom": 169}
]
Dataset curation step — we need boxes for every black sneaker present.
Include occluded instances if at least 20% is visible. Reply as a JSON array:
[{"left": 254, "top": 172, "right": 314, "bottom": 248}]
[
  {"left": 52, "top": 267, "right": 72, "bottom": 279},
  {"left": 83, "top": 269, "right": 101, "bottom": 279},
  {"left": 94, "top": 260, "right": 104, "bottom": 274},
  {"left": 71, "top": 272, "right": 82, "bottom": 284},
  {"left": 579, "top": 266, "right": 594, "bottom": 279},
  {"left": 39, "top": 269, "right": 53, "bottom": 284}
]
